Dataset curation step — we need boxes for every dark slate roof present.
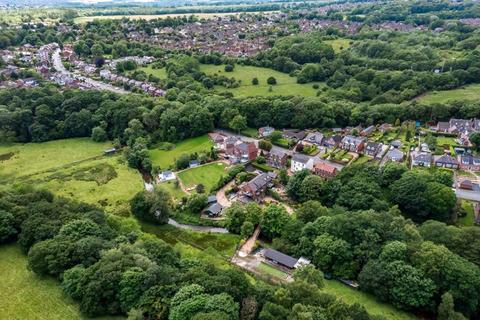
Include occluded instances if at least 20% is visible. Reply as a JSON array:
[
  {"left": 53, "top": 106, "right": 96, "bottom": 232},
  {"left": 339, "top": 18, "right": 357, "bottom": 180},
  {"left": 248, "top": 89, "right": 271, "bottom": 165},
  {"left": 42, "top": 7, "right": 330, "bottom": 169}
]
[
  {"left": 292, "top": 153, "right": 310, "bottom": 164},
  {"left": 207, "top": 195, "right": 217, "bottom": 204},
  {"left": 205, "top": 203, "right": 223, "bottom": 215},
  {"left": 264, "top": 248, "right": 298, "bottom": 268},
  {"left": 413, "top": 153, "right": 432, "bottom": 163},
  {"left": 436, "top": 155, "right": 459, "bottom": 165},
  {"left": 247, "top": 172, "right": 277, "bottom": 193}
]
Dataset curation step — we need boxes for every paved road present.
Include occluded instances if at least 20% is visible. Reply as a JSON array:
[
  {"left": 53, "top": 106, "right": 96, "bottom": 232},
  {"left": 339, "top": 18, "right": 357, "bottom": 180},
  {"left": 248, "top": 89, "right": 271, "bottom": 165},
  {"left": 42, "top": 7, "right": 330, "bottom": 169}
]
[
  {"left": 52, "top": 49, "right": 128, "bottom": 95},
  {"left": 455, "top": 188, "right": 480, "bottom": 202},
  {"left": 168, "top": 218, "right": 229, "bottom": 233}
]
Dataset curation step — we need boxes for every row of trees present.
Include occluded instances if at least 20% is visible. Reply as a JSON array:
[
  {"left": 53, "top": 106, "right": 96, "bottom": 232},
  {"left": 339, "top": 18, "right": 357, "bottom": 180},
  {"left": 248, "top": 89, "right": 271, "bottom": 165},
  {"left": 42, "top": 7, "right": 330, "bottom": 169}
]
[
  {"left": 224, "top": 197, "right": 479, "bottom": 318},
  {"left": 0, "top": 186, "right": 385, "bottom": 319}
]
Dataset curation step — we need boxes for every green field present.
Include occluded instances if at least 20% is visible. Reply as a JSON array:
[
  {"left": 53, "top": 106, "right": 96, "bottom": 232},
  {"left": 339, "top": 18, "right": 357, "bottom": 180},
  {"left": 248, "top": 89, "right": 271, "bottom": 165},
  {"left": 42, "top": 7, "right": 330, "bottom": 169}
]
[
  {"left": 257, "top": 262, "right": 288, "bottom": 279},
  {"left": 178, "top": 162, "right": 228, "bottom": 192},
  {"left": 137, "top": 65, "right": 168, "bottom": 79},
  {"left": 158, "top": 180, "right": 186, "bottom": 200},
  {"left": 323, "top": 280, "right": 417, "bottom": 320},
  {"left": 458, "top": 200, "right": 476, "bottom": 227},
  {"left": 0, "top": 244, "right": 123, "bottom": 320},
  {"left": 419, "top": 84, "right": 480, "bottom": 104},
  {"left": 74, "top": 12, "right": 256, "bottom": 23},
  {"left": 149, "top": 135, "right": 213, "bottom": 169},
  {"left": 0, "top": 138, "right": 112, "bottom": 180},
  {"left": 141, "top": 223, "right": 240, "bottom": 257},
  {"left": 324, "top": 39, "right": 352, "bottom": 53},
  {"left": 0, "top": 139, "right": 143, "bottom": 214},
  {"left": 199, "top": 64, "right": 323, "bottom": 97}
]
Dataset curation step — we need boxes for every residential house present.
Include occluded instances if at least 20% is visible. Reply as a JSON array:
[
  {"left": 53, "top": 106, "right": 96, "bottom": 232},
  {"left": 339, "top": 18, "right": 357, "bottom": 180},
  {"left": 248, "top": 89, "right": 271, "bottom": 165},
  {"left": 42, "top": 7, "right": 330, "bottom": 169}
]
[
  {"left": 314, "top": 162, "right": 337, "bottom": 179},
  {"left": 264, "top": 248, "right": 310, "bottom": 269},
  {"left": 263, "top": 248, "right": 298, "bottom": 270},
  {"left": 390, "top": 140, "right": 402, "bottom": 149},
  {"left": 282, "top": 129, "right": 306, "bottom": 142},
  {"left": 267, "top": 149, "right": 288, "bottom": 169},
  {"left": 340, "top": 135, "right": 365, "bottom": 153},
  {"left": 435, "top": 155, "right": 459, "bottom": 169},
  {"left": 385, "top": 149, "right": 405, "bottom": 162},
  {"left": 323, "top": 135, "right": 342, "bottom": 148},
  {"left": 436, "top": 121, "right": 450, "bottom": 133},
  {"left": 205, "top": 203, "right": 223, "bottom": 217},
  {"left": 230, "top": 141, "right": 258, "bottom": 163},
  {"left": 159, "top": 171, "right": 176, "bottom": 181},
  {"left": 303, "top": 132, "right": 324, "bottom": 147},
  {"left": 291, "top": 153, "right": 314, "bottom": 172},
  {"left": 449, "top": 118, "right": 473, "bottom": 135},
  {"left": 258, "top": 126, "right": 275, "bottom": 138},
  {"left": 411, "top": 152, "right": 432, "bottom": 167},
  {"left": 189, "top": 160, "right": 200, "bottom": 168},
  {"left": 364, "top": 142, "right": 382, "bottom": 157},
  {"left": 207, "top": 195, "right": 217, "bottom": 205},
  {"left": 360, "top": 125, "right": 375, "bottom": 136},
  {"left": 460, "top": 154, "right": 480, "bottom": 171},
  {"left": 208, "top": 132, "right": 226, "bottom": 150},
  {"left": 241, "top": 172, "right": 277, "bottom": 201},
  {"left": 379, "top": 123, "right": 393, "bottom": 132}
]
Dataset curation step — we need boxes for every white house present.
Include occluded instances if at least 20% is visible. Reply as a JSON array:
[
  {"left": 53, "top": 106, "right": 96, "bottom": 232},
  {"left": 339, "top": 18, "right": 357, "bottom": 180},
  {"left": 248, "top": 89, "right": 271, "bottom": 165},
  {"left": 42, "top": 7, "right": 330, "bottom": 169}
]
[
  {"left": 158, "top": 171, "right": 176, "bottom": 182},
  {"left": 291, "top": 153, "right": 314, "bottom": 172}
]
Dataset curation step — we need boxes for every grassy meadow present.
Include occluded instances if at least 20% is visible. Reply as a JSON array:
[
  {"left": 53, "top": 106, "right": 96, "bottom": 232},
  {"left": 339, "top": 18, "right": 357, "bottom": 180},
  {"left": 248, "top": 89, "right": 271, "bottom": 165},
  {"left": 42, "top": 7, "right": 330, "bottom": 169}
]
[
  {"left": 0, "top": 138, "right": 143, "bottom": 214},
  {"left": 323, "top": 280, "right": 417, "bottom": 320},
  {"left": 137, "top": 65, "right": 168, "bottom": 79},
  {"left": 178, "top": 162, "right": 228, "bottom": 192},
  {"left": 158, "top": 180, "right": 186, "bottom": 200},
  {"left": 324, "top": 38, "right": 353, "bottom": 53},
  {"left": 0, "top": 244, "right": 124, "bottom": 320},
  {"left": 200, "top": 64, "right": 323, "bottom": 97},
  {"left": 149, "top": 135, "right": 213, "bottom": 169},
  {"left": 418, "top": 84, "right": 480, "bottom": 104}
]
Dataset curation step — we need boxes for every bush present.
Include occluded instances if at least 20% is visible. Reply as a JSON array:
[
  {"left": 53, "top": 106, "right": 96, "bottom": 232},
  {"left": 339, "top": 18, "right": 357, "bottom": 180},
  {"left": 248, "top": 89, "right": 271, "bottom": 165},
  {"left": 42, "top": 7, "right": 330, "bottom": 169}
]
[
  {"left": 267, "top": 77, "right": 277, "bottom": 85},
  {"left": 224, "top": 64, "right": 234, "bottom": 72}
]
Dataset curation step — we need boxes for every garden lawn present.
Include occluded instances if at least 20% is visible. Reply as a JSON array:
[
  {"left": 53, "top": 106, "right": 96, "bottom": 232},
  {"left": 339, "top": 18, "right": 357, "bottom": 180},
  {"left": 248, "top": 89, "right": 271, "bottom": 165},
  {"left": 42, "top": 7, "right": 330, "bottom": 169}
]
[
  {"left": 323, "top": 280, "right": 417, "bottom": 320},
  {"left": 178, "top": 162, "right": 228, "bottom": 192},
  {"left": 458, "top": 200, "right": 476, "bottom": 227},
  {"left": 199, "top": 64, "right": 323, "bottom": 97},
  {"left": 0, "top": 244, "right": 123, "bottom": 320},
  {"left": 158, "top": 180, "right": 186, "bottom": 200},
  {"left": 0, "top": 138, "right": 112, "bottom": 181},
  {"left": 419, "top": 84, "right": 480, "bottom": 104},
  {"left": 141, "top": 223, "right": 240, "bottom": 257},
  {"left": 149, "top": 135, "right": 213, "bottom": 169},
  {"left": 437, "top": 136, "right": 457, "bottom": 146},
  {"left": 257, "top": 262, "right": 288, "bottom": 279}
]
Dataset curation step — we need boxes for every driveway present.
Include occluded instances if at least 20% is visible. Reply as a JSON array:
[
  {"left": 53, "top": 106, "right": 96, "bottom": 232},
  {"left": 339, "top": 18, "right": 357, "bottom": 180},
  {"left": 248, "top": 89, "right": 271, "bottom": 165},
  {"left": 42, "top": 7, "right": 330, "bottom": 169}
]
[
  {"left": 455, "top": 189, "right": 480, "bottom": 202},
  {"left": 167, "top": 218, "right": 229, "bottom": 233}
]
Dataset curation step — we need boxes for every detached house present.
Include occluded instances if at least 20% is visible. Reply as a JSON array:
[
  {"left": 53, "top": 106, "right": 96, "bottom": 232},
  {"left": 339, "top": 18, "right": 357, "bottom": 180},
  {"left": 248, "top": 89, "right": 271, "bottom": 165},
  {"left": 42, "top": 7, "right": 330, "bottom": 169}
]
[
  {"left": 412, "top": 153, "right": 432, "bottom": 167},
  {"left": 435, "top": 155, "right": 459, "bottom": 169},
  {"left": 460, "top": 154, "right": 480, "bottom": 171},
  {"left": 228, "top": 141, "right": 258, "bottom": 163},
  {"left": 291, "top": 153, "right": 314, "bottom": 172},
  {"left": 241, "top": 172, "right": 277, "bottom": 201},
  {"left": 340, "top": 135, "right": 365, "bottom": 153},
  {"left": 258, "top": 126, "right": 275, "bottom": 138},
  {"left": 324, "top": 135, "right": 342, "bottom": 148},
  {"left": 303, "top": 132, "right": 324, "bottom": 147},
  {"left": 361, "top": 125, "right": 375, "bottom": 136},
  {"left": 314, "top": 162, "right": 337, "bottom": 179},
  {"left": 364, "top": 142, "right": 382, "bottom": 157},
  {"left": 385, "top": 149, "right": 405, "bottom": 162},
  {"left": 267, "top": 149, "right": 288, "bottom": 169}
]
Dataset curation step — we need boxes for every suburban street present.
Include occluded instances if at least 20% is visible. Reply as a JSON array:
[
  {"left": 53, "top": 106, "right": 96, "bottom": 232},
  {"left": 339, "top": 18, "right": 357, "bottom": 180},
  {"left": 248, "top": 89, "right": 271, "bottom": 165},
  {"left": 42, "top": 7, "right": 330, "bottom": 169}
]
[{"left": 51, "top": 49, "right": 128, "bottom": 94}]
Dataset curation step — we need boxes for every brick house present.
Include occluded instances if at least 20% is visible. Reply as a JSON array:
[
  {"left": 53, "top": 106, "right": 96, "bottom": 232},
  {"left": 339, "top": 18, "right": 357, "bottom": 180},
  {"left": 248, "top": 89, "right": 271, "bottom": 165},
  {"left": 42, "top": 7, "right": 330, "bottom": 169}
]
[{"left": 313, "top": 162, "right": 337, "bottom": 179}]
